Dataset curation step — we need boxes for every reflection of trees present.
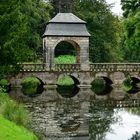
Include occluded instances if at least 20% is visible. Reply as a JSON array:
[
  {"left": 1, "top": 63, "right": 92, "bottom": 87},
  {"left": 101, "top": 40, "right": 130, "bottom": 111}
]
[
  {"left": 129, "top": 131, "right": 140, "bottom": 140},
  {"left": 89, "top": 102, "right": 117, "bottom": 140},
  {"left": 126, "top": 107, "right": 140, "bottom": 116}
]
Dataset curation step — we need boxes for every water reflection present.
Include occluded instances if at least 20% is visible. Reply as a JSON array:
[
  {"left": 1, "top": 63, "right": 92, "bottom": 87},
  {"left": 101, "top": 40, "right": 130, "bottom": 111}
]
[
  {"left": 89, "top": 103, "right": 117, "bottom": 140},
  {"left": 56, "top": 86, "right": 80, "bottom": 98},
  {"left": 55, "top": 100, "right": 81, "bottom": 133},
  {"left": 9, "top": 88, "right": 140, "bottom": 140}
]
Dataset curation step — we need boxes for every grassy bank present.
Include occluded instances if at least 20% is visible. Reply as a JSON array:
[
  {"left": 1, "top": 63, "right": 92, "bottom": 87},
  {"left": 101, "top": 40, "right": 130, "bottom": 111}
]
[
  {"left": 0, "top": 115, "right": 37, "bottom": 140},
  {"left": 0, "top": 86, "right": 38, "bottom": 140}
]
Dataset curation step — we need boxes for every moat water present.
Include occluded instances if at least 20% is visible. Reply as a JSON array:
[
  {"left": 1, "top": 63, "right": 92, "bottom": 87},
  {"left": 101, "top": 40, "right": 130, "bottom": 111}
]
[{"left": 9, "top": 87, "right": 140, "bottom": 140}]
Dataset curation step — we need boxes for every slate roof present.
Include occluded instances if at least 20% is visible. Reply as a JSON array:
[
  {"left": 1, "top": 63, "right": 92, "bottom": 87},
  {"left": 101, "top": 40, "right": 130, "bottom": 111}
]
[
  {"left": 49, "top": 13, "right": 86, "bottom": 23},
  {"left": 43, "top": 13, "right": 90, "bottom": 37}
]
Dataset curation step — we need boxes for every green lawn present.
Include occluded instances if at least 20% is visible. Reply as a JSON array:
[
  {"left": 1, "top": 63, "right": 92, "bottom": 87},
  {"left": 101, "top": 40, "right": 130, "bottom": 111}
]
[
  {"left": 0, "top": 115, "right": 38, "bottom": 140},
  {"left": 54, "top": 55, "right": 76, "bottom": 64}
]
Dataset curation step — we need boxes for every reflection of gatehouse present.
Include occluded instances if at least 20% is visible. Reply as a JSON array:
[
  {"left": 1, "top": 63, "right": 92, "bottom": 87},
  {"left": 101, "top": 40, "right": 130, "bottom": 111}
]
[{"left": 9, "top": 13, "right": 140, "bottom": 94}]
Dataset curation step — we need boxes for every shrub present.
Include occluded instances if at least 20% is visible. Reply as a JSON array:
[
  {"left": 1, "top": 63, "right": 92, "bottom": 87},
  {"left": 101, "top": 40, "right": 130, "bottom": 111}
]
[
  {"left": 0, "top": 88, "right": 37, "bottom": 139},
  {"left": 57, "top": 75, "right": 74, "bottom": 86},
  {"left": 123, "top": 76, "right": 133, "bottom": 92},
  {"left": 0, "top": 79, "right": 10, "bottom": 91},
  {"left": 0, "top": 92, "right": 29, "bottom": 127},
  {"left": 21, "top": 76, "right": 41, "bottom": 96},
  {"left": 91, "top": 78, "right": 106, "bottom": 95}
]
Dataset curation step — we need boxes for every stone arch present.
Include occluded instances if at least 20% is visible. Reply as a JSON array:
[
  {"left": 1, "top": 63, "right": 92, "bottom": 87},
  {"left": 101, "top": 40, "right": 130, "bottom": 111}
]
[
  {"left": 69, "top": 75, "right": 80, "bottom": 85},
  {"left": 54, "top": 39, "right": 81, "bottom": 63},
  {"left": 56, "top": 73, "right": 80, "bottom": 86},
  {"left": 94, "top": 72, "right": 113, "bottom": 85},
  {"left": 122, "top": 76, "right": 140, "bottom": 94},
  {"left": 20, "top": 75, "right": 45, "bottom": 85},
  {"left": 123, "top": 76, "right": 140, "bottom": 85},
  {"left": 101, "top": 76, "right": 113, "bottom": 85},
  {"left": 131, "top": 77, "right": 140, "bottom": 83}
]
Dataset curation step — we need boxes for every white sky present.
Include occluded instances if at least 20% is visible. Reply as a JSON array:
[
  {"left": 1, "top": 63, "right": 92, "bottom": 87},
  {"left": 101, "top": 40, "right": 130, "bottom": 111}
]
[{"left": 106, "top": 0, "right": 123, "bottom": 15}]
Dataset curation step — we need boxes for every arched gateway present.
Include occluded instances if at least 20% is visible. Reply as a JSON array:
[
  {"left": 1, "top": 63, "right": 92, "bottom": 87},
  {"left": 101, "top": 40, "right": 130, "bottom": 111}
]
[{"left": 42, "top": 13, "right": 90, "bottom": 70}]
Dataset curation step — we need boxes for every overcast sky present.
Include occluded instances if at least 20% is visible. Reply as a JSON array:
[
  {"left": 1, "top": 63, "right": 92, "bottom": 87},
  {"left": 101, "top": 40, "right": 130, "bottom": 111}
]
[{"left": 106, "top": 0, "right": 123, "bottom": 15}]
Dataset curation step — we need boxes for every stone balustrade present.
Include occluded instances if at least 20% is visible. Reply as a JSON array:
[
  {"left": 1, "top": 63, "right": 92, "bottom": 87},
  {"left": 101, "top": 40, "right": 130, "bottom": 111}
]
[
  {"left": 55, "top": 64, "right": 81, "bottom": 72},
  {"left": 20, "top": 63, "right": 46, "bottom": 71},
  {"left": 20, "top": 63, "right": 140, "bottom": 72},
  {"left": 90, "top": 63, "right": 140, "bottom": 72}
]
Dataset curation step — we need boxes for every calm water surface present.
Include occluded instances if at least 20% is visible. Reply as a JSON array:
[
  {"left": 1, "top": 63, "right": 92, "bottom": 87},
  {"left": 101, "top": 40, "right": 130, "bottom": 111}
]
[{"left": 10, "top": 87, "right": 140, "bottom": 140}]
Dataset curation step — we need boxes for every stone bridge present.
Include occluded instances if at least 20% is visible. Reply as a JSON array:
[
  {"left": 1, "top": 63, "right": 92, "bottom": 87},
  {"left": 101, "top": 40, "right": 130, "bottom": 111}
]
[{"left": 9, "top": 63, "right": 140, "bottom": 87}]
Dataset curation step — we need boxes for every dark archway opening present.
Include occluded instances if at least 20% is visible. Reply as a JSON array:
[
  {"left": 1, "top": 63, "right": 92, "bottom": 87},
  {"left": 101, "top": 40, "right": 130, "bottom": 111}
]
[
  {"left": 21, "top": 76, "right": 44, "bottom": 97},
  {"left": 102, "top": 76, "right": 113, "bottom": 85},
  {"left": 69, "top": 75, "right": 80, "bottom": 85},
  {"left": 91, "top": 76, "right": 113, "bottom": 95},
  {"left": 123, "top": 76, "right": 140, "bottom": 94},
  {"left": 56, "top": 75, "right": 80, "bottom": 98},
  {"left": 54, "top": 41, "right": 80, "bottom": 64}
]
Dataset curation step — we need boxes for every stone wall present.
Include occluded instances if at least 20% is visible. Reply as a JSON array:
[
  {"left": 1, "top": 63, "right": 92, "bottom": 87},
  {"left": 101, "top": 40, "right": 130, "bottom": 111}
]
[{"left": 8, "top": 70, "right": 140, "bottom": 88}]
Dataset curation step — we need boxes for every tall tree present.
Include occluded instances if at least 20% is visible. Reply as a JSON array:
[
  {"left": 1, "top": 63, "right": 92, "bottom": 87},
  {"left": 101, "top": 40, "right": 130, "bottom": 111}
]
[
  {"left": 121, "top": 0, "right": 140, "bottom": 17},
  {"left": 73, "top": 0, "right": 122, "bottom": 62},
  {"left": 0, "top": 0, "right": 51, "bottom": 76},
  {"left": 50, "top": 0, "right": 73, "bottom": 16},
  {"left": 50, "top": 0, "right": 122, "bottom": 62},
  {"left": 121, "top": 0, "right": 140, "bottom": 62}
]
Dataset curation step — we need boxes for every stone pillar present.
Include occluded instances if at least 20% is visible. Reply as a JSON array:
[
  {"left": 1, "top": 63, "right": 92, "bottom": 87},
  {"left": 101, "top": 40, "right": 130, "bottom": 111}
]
[{"left": 79, "top": 38, "right": 90, "bottom": 71}]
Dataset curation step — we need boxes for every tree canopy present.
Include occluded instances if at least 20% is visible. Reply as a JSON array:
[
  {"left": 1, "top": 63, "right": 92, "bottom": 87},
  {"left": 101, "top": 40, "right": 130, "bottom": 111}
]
[
  {"left": 1, "top": 0, "right": 140, "bottom": 77},
  {"left": 74, "top": 0, "right": 122, "bottom": 62},
  {"left": 0, "top": 0, "right": 51, "bottom": 76},
  {"left": 121, "top": 0, "right": 140, "bottom": 62},
  {"left": 51, "top": 0, "right": 122, "bottom": 62}
]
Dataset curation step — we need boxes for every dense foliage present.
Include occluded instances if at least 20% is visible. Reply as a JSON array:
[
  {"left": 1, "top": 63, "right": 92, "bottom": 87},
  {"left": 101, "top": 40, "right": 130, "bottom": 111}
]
[
  {"left": 0, "top": 91, "right": 29, "bottom": 126},
  {"left": 57, "top": 75, "right": 74, "bottom": 86},
  {"left": 73, "top": 0, "right": 122, "bottom": 62},
  {"left": 0, "top": 79, "right": 10, "bottom": 91},
  {"left": 21, "top": 76, "right": 42, "bottom": 96},
  {"left": 0, "top": 0, "right": 140, "bottom": 73},
  {"left": 121, "top": 0, "right": 140, "bottom": 62},
  {"left": 0, "top": 84, "right": 37, "bottom": 139},
  {"left": 123, "top": 76, "right": 140, "bottom": 93},
  {"left": 51, "top": 0, "right": 122, "bottom": 62},
  {"left": 0, "top": 0, "right": 51, "bottom": 76}
]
